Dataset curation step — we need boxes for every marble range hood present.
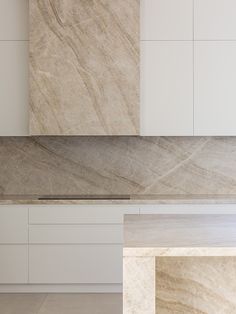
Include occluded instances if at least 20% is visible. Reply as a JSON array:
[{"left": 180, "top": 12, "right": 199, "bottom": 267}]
[{"left": 29, "top": 0, "right": 139, "bottom": 136}]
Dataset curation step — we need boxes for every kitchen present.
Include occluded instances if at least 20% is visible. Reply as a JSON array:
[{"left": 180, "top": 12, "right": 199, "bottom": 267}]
[{"left": 1, "top": 0, "right": 236, "bottom": 313}]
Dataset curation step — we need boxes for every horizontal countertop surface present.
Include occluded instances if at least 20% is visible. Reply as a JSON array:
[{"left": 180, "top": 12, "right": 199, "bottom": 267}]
[
  {"left": 124, "top": 214, "right": 236, "bottom": 257},
  {"left": 1, "top": 195, "right": 236, "bottom": 205}
]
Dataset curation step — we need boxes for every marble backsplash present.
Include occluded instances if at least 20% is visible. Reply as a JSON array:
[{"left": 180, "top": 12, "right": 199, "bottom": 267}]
[{"left": 0, "top": 136, "right": 236, "bottom": 196}]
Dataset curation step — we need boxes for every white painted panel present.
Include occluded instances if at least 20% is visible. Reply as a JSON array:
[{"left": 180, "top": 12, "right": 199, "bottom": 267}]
[
  {"left": 140, "top": 204, "right": 236, "bottom": 214},
  {"left": 195, "top": 42, "right": 236, "bottom": 136},
  {"left": 0, "top": 206, "right": 28, "bottom": 243},
  {"left": 195, "top": 0, "right": 236, "bottom": 40},
  {"left": 29, "top": 224, "right": 123, "bottom": 244},
  {"left": 141, "top": 41, "right": 193, "bottom": 136},
  {"left": 0, "top": 42, "right": 28, "bottom": 136},
  {"left": 29, "top": 205, "right": 139, "bottom": 224},
  {"left": 0, "top": 0, "right": 28, "bottom": 40},
  {"left": 141, "top": 0, "right": 193, "bottom": 40},
  {"left": 0, "top": 245, "right": 28, "bottom": 283},
  {"left": 29, "top": 245, "right": 122, "bottom": 284}
]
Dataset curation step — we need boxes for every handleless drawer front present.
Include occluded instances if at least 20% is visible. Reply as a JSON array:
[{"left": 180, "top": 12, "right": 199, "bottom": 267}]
[
  {"left": 0, "top": 245, "right": 28, "bottom": 283},
  {"left": 29, "top": 224, "right": 123, "bottom": 244},
  {"left": 29, "top": 206, "right": 139, "bottom": 224},
  {"left": 29, "top": 245, "right": 122, "bottom": 284},
  {"left": 141, "top": 0, "right": 193, "bottom": 40},
  {"left": 0, "top": 206, "right": 28, "bottom": 243},
  {"left": 195, "top": 0, "right": 236, "bottom": 40}
]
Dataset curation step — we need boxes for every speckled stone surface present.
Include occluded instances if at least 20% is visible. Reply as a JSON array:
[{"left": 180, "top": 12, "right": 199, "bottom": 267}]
[
  {"left": 123, "top": 257, "right": 155, "bottom": 314},
  {"left": 30, "top": 0, "right": 139, "bottom": 135}
]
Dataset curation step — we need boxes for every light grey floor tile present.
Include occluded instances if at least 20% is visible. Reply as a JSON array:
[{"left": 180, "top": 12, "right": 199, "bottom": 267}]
[
  {"left": 38, "top": 293, "right": 122, "bottom": 314},
  {"left": 0, "top": 294, "right": 47, "bottom": 314}
]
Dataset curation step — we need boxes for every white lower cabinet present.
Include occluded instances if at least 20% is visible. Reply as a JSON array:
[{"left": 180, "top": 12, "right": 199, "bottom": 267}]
[
  {"left": 0, "top": 245, "right": 28, "bottom": 283},
  {"left": 28, "top": 205, "right": 139, "bottom": 285},
  {"left": 0, "top": 205, "right": 138, "bottom": 288},
  {"left": 0, "top": 206, "right": 28, "bottom": 243},
  {"left": 29, "top": 244, "right": 122, "bottom": 284},
  {"left": 0, "top": 206, "right": 28, "bottom": 284}
]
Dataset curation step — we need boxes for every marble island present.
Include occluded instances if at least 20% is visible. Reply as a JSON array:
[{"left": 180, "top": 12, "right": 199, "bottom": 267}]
[{"left": 124, "top": 215, "right": 236, "bottom": 313}]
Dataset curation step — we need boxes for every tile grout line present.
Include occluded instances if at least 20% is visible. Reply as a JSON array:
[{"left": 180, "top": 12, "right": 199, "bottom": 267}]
[{"left": 36, "top": 294, "right": 48, "bottom": 314}]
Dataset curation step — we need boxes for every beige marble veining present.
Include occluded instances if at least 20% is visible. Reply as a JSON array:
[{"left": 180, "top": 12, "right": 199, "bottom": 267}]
[
  {"left": 30, "top": 0, "right": 139, "bottom": 135},
  {"left": 156, "top": 257, "right": 236, "bottom": 313},
  {"left": 2, "top": 137, "right": 236, "bottom": 196}
]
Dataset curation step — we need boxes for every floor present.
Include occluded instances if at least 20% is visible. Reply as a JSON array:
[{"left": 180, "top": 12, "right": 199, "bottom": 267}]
[{"left": 0, "top": 294, "right": 122, "bottom": 314}]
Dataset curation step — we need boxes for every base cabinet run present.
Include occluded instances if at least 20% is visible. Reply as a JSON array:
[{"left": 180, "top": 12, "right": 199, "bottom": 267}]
[{"left": 0, "top": 205, "right": 138, "bottom": 288}]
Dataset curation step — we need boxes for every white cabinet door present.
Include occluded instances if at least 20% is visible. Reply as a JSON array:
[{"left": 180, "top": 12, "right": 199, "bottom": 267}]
[
  {"left": 0, "top": 206, "right": 28, "bottom": 243},
  {"left": 195, "top": 0, "right": 236, "bottom": 40},
  {"left": 141, "top": 41, "right": 193, "bottom": 136},
  {"left": 0, "top": 0, "right": 28, "bottom": 40},
  {"left": 195, "top": 42, "right": 236, "bottom": 136},
  {"left": 0, "top": 42, "right": 28, "bottom": 136},
  {"left": 29, "top": 245, "right": 122, "bottom": 284},
  {"left": 141, "top": 0, "right": 193, "bottom": 40},
  {"left": 0, "top": 246, "right": 28, "bottom": 283}
]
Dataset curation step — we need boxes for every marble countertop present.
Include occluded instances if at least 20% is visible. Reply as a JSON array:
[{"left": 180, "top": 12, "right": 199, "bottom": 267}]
[
  {"left": 1, "top": 194, "right": 236, "bottom": 205},
  {"left": 124, "top": 214, "right": 236, "bottom": 257}
]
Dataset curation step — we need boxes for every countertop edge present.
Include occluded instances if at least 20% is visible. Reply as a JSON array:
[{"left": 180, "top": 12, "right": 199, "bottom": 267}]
[{"left": 1, "top": 200, "right": 236, "bottom": 205}]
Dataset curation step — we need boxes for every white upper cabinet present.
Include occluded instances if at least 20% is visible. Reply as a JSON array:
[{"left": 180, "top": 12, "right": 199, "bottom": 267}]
[
  {"left": 195, "top": 42, "right": 236, "bottom": 136},
  {"left": 0, "top": 0, "right": 28, "bottom": 40},
  {"left": 0, "top": 42, "right": 28, "bottom": 136},
  {"left": 141, "top": 0, "right": 193, "bottom": 40},
  {"left": 141, "top": 41, "right": 193, "bottom": 136},
  {"left": 0, "top": 0, "right": 29, "bottom": 136},
  {"left": 195, "top": 0, "right": 236, "bottom": 40},
  {"left": 140, "top": 0, "right": 194, "bottom": 136}
]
